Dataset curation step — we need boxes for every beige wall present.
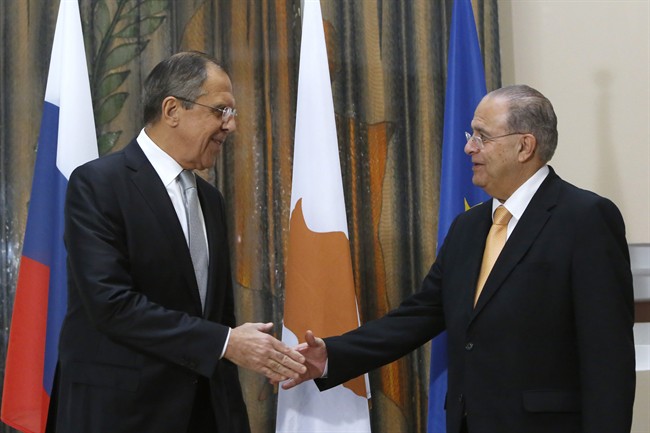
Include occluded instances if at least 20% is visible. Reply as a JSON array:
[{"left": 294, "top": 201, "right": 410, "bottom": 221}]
[{"left": 498, "top": 0, "right": 650, "bottom": 244}]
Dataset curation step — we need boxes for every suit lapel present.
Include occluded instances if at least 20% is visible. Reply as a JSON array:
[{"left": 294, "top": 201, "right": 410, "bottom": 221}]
[
  {"left": 471, "top": 170, "right": 561, "bottom": 319},
  {"left": 123, "top": 141, "right": 203, "bottom": 311}
]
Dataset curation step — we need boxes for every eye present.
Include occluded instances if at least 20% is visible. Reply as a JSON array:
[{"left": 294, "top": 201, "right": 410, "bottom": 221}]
[{"left": 209, "top": 106, "right": 225, "bottom": 117}]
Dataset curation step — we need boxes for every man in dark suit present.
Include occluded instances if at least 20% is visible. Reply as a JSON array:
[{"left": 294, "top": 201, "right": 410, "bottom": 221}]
[
  {"left": 56, "top": 51, "right": 305, "bottom": 433},
  {"left": 282, "top": 85, "right": 636, "bottom": 433}
]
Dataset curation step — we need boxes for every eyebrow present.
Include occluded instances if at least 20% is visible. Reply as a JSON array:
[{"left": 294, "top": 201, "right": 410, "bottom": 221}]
[{"left": 471, "top": 124, "right": 487, "bottom": 134}]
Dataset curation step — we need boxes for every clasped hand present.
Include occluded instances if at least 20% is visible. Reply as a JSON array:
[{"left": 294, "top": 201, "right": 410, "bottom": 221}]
[
  {"left": 278, "top": 330, "right": 328, "bottom": 390},
  {"left": 224, "top": 322, "right": 307, "bottom": 382},
  {"left": 225, "top": 324, "right": 327, "bottom": 387}
]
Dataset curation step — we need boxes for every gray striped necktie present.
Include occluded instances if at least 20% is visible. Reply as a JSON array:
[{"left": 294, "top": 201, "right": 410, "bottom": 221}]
[{"left": 178, "top": 170, "right": 208, "bottom": 310}]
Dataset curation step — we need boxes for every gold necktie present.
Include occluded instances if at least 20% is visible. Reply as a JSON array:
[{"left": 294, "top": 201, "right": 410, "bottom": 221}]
[{"left": 475, "top": 205, "right": 512, "bottom": 306}]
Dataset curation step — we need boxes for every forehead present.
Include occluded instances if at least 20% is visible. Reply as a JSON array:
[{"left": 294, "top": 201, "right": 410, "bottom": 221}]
[{"left": 471, "top": 95, "right": 510, "bottom": 132}]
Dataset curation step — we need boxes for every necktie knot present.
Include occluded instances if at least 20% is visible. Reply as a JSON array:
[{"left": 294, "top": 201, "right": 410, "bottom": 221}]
[
  {"left": 178, "top": 170, "right": 197, "bottom": 192},
  {"left": 493, "top": 205, "right": 512, "bottom": 226}
]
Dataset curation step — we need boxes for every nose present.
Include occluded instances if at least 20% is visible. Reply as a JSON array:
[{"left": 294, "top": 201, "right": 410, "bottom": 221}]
[
  {"left": 465, "top": 139, "right": 478, "bottom": 155},
  {"left": 221, "top": 116, "right": 236, "bottom": 133}
]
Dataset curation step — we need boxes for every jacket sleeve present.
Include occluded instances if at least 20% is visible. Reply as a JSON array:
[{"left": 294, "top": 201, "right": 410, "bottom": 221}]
[
  {"left": 316, "top": 239, "right": 448, "bottom": 390},
  {"left": 571, "top": 196, "right": 635, "bottom": 431}
]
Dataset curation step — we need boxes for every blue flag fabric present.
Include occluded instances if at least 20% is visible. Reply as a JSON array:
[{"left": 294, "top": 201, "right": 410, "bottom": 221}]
[{"left": 427, "top": 0, "right": 489, "bottom": 432}]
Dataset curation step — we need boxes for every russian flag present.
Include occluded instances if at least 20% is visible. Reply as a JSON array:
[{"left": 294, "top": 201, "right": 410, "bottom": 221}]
[
  {"left": 427, "top": 0, "right": 488, "bottom": 432},
  {"left": 1, "top": 1, "right": 98, "bottom": 432}
]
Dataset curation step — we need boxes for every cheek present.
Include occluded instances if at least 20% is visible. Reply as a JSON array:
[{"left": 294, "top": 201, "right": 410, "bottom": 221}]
[
  {"left": 485, "top": 151, "right": 508, "bottom": 172},
  {"left": 481, "top": 155, "right": 496, "bottom": 174}
]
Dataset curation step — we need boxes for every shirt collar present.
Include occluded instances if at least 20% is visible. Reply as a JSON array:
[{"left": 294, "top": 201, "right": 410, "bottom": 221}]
[
  {"left": 492, "top": 165, "right": 550, "bottom": 221},
  {"left": 136, "top": 128, "right": 183, "bottom": 187}
]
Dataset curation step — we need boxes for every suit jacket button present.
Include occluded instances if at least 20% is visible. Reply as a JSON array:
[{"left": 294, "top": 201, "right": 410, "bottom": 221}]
[
  {"left": 458, "top": 394, "right": 464, "bottom": 403},
  {"left": 465, "top": 342, "right": 474, "bottom": 351}
]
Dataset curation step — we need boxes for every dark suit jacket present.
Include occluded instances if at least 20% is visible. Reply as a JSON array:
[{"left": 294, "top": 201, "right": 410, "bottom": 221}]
[
  {"left": 55, "top": 140, "right": 250, "bottom": 432},
  {"left": 317, "top": 168, "right": 635, "bottom": 433}
]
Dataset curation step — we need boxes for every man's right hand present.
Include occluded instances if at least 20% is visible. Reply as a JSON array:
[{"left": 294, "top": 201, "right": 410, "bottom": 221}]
[
  {"left": 281, "top": 330, "right": 327, "bottom": 390},
  {"left": 224, "top": 322, "right": 306, "bottom": 382}
]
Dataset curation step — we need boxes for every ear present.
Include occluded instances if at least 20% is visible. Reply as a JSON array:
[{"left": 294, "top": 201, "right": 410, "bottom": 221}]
[
  {"left": 517, "top": 134, "right": 537, "bottom": 163},
  {"left": 161, "top": 96, "right": 181, "bottom": 127}
]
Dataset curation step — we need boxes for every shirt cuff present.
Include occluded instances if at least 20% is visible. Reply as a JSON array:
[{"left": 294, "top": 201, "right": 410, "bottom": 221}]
[{"left": 219, "top": 327, "right": 231, "bottom": 359}]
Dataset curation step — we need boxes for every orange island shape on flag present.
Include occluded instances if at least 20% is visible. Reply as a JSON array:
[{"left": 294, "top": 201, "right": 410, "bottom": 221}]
[{"left": 283, "top": 198, "right": 367, "bottom": 399}]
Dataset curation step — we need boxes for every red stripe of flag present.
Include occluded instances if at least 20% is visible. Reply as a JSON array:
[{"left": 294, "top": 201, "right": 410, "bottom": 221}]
[{"left": 2, "top": 257, "right": 51, "bottom": 433}]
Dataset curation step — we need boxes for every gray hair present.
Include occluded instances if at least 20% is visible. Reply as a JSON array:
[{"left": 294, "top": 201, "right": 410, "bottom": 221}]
[
  {"left": 488, "top": 85, "right": 558, "bottom": 162},
  {"left": 143, "top": 51, "right": 223, "bottom": 124}
]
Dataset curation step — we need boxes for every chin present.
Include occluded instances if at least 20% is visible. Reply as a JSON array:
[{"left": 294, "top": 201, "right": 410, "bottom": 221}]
[{"left": 471, "top": 174, "right": 485, "bottom": 188}]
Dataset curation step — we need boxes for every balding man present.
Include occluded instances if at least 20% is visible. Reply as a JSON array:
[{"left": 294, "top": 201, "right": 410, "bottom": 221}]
[{"left": 283, "top": 85, "right": 635, "bottom": 433}]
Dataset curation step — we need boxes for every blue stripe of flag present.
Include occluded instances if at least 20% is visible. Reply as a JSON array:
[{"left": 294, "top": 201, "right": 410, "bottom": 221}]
[{"left": 21, "top": 101, "right": 69, "bottom": 394}]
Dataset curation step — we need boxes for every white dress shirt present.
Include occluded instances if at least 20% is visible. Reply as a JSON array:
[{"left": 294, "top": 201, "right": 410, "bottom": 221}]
[
  {"left": 137, "top": 128, "right": 230, "bottom": 358},
  {"left": 493, "top": 165, "right": 550, "bottom": 239}
]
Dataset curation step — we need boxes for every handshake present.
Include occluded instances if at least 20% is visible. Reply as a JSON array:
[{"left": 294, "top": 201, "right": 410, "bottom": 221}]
[{"left": 224, "top": 323, "right": 326, "bottom": 389}]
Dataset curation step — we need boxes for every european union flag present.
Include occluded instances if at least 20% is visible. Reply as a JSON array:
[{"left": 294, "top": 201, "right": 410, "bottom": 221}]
[{"left": 427, "top": 0, "right": 489, "bottom": 431}]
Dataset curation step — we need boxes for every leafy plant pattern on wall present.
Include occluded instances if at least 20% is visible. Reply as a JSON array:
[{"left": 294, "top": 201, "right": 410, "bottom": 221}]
[{"left": 91, "top": 0, "right": 168, "bottom": 155}]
